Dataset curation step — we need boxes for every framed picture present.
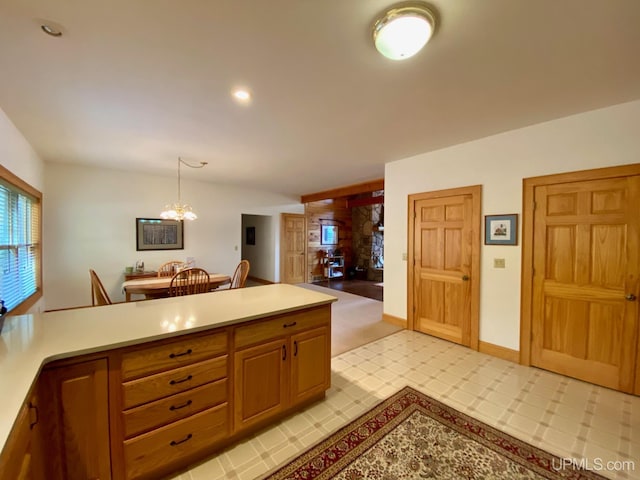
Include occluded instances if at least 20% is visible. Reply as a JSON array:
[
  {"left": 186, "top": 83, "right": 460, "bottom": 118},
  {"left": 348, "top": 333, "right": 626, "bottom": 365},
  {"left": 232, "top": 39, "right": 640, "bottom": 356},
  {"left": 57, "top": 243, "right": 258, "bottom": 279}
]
[
  {"left": 321, "top": 225, "right": 338, "bottom": 245},
  {"left": 246, "top": 226, "right": 256, "bottom": 245},
  {"left": 484, "top": 214, "right": 518, "bottom": 245},
  {"left": 136, "top": 218, "right": 184, "bottom": 251}
]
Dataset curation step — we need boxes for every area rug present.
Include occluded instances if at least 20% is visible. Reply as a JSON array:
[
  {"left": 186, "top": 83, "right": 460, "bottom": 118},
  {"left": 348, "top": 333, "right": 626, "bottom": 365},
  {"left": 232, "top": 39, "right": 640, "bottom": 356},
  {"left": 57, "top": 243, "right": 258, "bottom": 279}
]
[{"left": 262, "top": 386, "right": 606, "bottom": 480}]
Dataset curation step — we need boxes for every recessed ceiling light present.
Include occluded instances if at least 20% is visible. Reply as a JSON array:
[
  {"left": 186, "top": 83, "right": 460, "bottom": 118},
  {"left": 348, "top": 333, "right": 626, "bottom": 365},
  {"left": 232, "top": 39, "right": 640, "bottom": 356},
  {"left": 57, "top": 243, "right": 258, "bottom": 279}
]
[
  {"left": 41, "top": 24, "right": 63, "bottom": 37},
  {"left": 232, "top": 89, "right": 252, "bottom": 103}
]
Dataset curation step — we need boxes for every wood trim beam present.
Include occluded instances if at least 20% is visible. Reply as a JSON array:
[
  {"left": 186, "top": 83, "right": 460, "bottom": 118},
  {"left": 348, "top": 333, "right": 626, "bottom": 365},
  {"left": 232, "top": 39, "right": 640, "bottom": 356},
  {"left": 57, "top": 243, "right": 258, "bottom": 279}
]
[
  {"left": 346, "top": 195, "right": 384, "bottom": 208},
  {"left": 301, "top": 179, "right": 384, "bottom": 203}
]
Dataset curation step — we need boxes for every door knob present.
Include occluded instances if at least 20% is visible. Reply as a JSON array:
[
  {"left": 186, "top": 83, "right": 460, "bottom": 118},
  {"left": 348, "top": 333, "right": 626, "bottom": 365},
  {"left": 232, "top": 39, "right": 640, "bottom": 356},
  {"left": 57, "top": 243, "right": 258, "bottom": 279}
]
[
  {"left": 462, "top": 275, "right": 470, "bottom": 281},
  {"left": 626, "top": 294, "right": 637, "bottom": 301}
]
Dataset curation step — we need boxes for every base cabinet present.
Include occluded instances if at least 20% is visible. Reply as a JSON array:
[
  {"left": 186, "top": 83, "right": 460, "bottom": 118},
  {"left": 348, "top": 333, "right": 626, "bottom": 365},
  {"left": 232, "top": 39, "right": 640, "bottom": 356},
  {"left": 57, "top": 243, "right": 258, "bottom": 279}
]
[
  {"left": 233, "top": 308, "right": 331, "bottom": 433},
  {"left": 37, "top": 358, "right": 111, "bottom": 480},
  {"left": 0, "top": 303, "right": 332, "bottom": 480},
  {"left": 0, "top": 392, "right": 39, "bottom": 480}
]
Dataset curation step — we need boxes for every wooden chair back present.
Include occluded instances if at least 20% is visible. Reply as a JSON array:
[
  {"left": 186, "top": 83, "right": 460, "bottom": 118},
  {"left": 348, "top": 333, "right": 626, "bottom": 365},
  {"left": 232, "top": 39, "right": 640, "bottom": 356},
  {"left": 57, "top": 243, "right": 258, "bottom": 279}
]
[
  {"left": 158, "top": 260, "right": 185, "bottom": 277},
  {"left": 89, "top": 269, "right": 112, "bottom": 306},
  {"left": 230, "top": 260, "right": 250, "bottom": 289},
  {"left": 169, "top": 268, "right": 210, "bottom": 297}
]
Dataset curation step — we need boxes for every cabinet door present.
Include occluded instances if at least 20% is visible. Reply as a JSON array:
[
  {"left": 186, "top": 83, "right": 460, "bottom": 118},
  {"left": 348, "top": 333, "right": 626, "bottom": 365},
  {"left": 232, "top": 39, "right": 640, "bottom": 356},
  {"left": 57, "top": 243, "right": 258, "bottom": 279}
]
[
  {"left": 290, "top": 326, "right": 330, "bottom": 406},
  {"left": 37, "top": 358, "right": 111, "bottom": 480},
  {"left": 0, "top": 396, "right": 35, "bottom": 480},
  {"left": 233, "top": 339, "right": 287, "bottom": 432}
]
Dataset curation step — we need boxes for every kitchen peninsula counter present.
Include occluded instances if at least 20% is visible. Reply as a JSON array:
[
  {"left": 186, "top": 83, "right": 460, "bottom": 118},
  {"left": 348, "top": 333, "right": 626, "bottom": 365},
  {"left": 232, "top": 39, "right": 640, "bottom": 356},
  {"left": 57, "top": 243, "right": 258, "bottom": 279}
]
[{"left": 0, "top": 284, "right": 337, "bottom": 460}]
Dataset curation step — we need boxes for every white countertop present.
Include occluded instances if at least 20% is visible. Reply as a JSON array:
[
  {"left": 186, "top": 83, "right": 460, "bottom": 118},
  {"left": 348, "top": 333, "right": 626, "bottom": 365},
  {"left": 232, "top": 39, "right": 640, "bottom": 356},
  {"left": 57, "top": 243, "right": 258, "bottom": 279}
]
[{"left": 0, "top": 284, "right": 337, "bottom": 453}]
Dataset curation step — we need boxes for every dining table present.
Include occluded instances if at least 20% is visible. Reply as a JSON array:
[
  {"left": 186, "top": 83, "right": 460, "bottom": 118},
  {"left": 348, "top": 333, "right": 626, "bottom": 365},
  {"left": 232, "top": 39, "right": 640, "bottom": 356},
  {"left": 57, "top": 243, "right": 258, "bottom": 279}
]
[{"left": 122, "top": 273, "right": 231, "bottom": 302}]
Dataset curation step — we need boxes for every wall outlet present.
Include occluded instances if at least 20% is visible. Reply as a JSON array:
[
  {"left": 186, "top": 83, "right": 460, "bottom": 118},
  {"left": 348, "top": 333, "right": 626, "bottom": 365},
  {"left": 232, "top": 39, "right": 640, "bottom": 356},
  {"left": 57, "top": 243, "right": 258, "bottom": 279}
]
[
  {"left": 234, "top": 245, "right": 238, "bottom": 251},
  {"left": 402, "top": 252, "right": 408, "bottom": 261},
  {"left": 493, "top": 258, "right": 506, "bottom": 268}
]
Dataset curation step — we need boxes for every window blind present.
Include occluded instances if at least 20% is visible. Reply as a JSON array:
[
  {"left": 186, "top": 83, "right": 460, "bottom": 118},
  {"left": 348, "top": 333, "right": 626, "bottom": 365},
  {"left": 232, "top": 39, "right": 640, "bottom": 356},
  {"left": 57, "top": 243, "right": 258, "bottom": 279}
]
[{"left": 0, "top": 179, "right": 40, "bottom": 312}]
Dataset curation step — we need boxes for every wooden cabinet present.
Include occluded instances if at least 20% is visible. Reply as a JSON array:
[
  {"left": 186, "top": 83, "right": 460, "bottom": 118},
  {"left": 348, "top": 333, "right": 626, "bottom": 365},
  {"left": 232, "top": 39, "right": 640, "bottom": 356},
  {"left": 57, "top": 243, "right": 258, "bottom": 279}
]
[
  {"left": 233, "top": 306, "right": 331, "bottom": 433},
  {"left": 290, "top": 326, "right": 330, "bottom": 405},
  {"left": 114, "top": 330, "right": 230, "bottom": 480},
  {"left": 1, "top": 299, "right": 333, "bottom": 480},
  {"left": 37, "top": 358, "right": 111, "bottom": 480},
  {"left": 0, "top": 392, "right": 39, "bottom": 480}
]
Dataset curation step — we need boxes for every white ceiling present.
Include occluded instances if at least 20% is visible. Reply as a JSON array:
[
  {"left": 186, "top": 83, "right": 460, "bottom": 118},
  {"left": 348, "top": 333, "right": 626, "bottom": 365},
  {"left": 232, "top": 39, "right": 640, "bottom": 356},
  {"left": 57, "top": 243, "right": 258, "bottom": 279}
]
[{"left": 1, "top": 0, "right": 639, "bottom": 197}]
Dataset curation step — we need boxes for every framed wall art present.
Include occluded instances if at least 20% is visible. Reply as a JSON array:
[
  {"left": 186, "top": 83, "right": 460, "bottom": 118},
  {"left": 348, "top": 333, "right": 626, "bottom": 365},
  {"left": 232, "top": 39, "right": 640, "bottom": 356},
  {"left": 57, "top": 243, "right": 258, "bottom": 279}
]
[
  {"left": 484, "top": 214, "right": 518, "bottom": 245},
  {"left": 136, "top": 218, "right": 184, "bottom": 251},
  {"left": 321, "top": 225, "right": 338, "bottom": 245}
]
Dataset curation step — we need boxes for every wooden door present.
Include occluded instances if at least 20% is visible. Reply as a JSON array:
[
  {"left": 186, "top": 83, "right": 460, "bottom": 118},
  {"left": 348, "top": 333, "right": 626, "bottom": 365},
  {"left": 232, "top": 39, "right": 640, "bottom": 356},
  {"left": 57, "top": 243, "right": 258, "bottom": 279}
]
[
  {"left": 290, "top": 326, "right": 330, "bottom": 406},
  {"left": 37, "top": 358, "right": 111, "bottom": 480},
  {"left": 408, "top": 186, "right": 481, "bottom": 348},
  {"left": 233, "top": 339, "right": 287, "bottom": 432},
  {"left": 530, "top": 175, "right": 640, "bottom": 392},
  {"left": 281, "top": 214, "right": 306, "bottom": 284}
]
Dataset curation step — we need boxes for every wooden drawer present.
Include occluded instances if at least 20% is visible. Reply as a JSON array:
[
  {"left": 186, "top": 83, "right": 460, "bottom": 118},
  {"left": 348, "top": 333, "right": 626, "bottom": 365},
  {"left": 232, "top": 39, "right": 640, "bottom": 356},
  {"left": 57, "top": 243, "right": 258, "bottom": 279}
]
[
  {"left": 234, "top": 305, "right": 330, "bottom": 349},
  {"left": 123, "top": 378, "right": 227, "bottom": 438},
  {"left": 124, "top": 404, "right": 228, "bottom": 480},
  {"left": 121, "top": 330, "right": 228, "bottom": 380},
  {"left": 122, "top": 355, "right": 227, "bottom": 409}
]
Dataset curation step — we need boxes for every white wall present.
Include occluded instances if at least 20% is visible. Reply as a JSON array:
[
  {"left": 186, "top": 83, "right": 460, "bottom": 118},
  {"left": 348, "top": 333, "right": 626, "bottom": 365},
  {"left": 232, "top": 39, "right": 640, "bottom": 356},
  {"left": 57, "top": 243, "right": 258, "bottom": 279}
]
[
  {"left": 0, "top": 108, "right": 44, "bottom": 191},
  {"left": 43, "top": 163, "right": 303, "bottom": 309},
  {"left": 0, "top": 107, "right": 46, "bottom": 313},
  {"left": 385, "top": 100, "right": 640, "bottom": 351},
  {"left": 241, "top": 214, "right": 274, "bottom": 282}
]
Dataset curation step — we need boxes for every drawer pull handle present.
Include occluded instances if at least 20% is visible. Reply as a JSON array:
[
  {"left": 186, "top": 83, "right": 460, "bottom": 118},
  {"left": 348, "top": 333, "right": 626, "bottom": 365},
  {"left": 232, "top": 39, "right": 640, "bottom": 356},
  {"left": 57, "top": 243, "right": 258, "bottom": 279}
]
[
  {"left": 170, "top": 433, "right": 193, "bottom": 446},
  {"left": 282, "top": 344, "right": 286, "bottom": 361},
  {"left": 169, "top": 348, "right": 193, "bottom": 359},
  {"left": 170, "top": 375, "right": 193, "bottom": 385},
  {"left": 169, "top": 399, "right": 193, "bottom": 411},
  {"left": 283, "top": 321, "right": 297, "bottom": 328},
  {"left": 294, "top": 340, "right": 298, "bottom": 357}
]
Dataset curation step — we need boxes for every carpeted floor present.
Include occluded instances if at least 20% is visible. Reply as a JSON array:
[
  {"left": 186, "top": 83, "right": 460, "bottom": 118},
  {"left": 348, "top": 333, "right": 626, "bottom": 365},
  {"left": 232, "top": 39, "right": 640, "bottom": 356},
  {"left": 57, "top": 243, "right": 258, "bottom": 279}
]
[
  {"left": 262, "top": 386, "right": 608, "bottom": 480},
  {"left": 299, "top": 283, "right": 401, "bottom": 356}
]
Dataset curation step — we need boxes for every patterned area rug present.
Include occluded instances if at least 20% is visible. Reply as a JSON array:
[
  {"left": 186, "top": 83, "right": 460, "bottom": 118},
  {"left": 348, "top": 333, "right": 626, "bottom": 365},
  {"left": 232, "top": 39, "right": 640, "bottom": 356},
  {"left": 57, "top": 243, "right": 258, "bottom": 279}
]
[{"left": 262, "top": 386, "right": 607, "bottom": 480}]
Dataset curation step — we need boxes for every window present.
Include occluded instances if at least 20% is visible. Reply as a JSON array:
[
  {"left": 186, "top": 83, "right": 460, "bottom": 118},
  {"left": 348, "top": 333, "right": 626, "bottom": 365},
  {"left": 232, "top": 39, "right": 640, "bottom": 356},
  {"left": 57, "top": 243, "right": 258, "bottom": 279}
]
[{"left": 0, "top": 165, "right": 42, "bottom": 314}]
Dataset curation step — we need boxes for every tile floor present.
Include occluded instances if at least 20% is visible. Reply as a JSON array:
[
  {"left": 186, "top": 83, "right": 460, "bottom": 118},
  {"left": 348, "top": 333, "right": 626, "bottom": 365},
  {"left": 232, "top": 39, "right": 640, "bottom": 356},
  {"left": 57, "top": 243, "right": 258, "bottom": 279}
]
[{"left": 174, "top": 330, "right": 640, "bottom": 480}]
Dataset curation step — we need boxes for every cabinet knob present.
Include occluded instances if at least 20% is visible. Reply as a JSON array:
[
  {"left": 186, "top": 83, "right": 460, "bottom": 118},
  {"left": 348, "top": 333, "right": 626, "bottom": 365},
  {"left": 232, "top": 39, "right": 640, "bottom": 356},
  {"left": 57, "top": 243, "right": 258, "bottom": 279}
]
[
  {"left": 626, "top": 294, "right": 637, "bottom": 301},
  {"left": 462, "top": 275, "right": 470, "bottom": 281}
]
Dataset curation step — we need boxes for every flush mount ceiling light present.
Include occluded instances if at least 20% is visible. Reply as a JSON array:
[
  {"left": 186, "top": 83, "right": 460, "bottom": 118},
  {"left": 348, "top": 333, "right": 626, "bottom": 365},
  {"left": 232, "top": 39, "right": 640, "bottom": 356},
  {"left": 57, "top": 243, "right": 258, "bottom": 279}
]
[
  {"left": 160, "top": 157, "right": 208, "bottom": 221},
  {"left": 373, "top": 2, "right": 436, "bottom": 60}
]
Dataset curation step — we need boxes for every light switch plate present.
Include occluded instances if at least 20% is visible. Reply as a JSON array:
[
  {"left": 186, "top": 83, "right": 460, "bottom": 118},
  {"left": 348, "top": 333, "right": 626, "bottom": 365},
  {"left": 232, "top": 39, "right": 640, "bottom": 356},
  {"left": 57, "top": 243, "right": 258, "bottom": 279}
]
[{"left": 494, "top": 258, "right": 506, "bottom": 268}]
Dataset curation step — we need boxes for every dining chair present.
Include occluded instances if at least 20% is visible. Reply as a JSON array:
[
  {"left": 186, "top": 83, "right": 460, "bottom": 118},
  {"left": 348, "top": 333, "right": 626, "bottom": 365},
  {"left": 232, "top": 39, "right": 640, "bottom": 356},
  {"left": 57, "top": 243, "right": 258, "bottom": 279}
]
[
  {"left": 89, "top": 269, "right": 112, "bottom": 306},
  {"left": 169, "top": 268, "right": 210, "bottom": 297},
  {"left": 229, "top": 260, "right": 250, "bottom": 289},
  {"left": 158, "top": 260, "right": 185, "bottom": 277}
]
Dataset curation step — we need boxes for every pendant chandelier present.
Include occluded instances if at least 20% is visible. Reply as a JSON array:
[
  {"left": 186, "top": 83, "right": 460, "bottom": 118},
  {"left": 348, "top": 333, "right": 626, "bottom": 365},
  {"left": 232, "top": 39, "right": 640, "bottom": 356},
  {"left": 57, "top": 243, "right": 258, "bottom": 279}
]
[{"left": 160, "top": 157, "right": 207, "bottom": 221}]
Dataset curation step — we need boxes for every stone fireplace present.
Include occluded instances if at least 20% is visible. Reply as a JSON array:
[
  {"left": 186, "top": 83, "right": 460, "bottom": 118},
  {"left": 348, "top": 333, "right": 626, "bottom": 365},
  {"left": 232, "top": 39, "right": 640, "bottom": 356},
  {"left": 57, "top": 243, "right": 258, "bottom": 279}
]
[{"left": 352, "top": 192, "right": 383, "bottom": 282}]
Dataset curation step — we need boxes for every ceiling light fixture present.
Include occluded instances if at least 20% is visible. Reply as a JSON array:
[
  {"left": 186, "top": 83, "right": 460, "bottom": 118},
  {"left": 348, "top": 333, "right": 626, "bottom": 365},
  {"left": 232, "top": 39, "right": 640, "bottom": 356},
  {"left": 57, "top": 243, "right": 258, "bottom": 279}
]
[
  {"left": 160, "top": 157, "right": 208, "bottom": 221},
  {"left": 372, "top": 2, "right": 436, "bottom": 60},
  {"left": 41, "top": 24, "right": 63, "bottom": 37},
  {"left": 232, "top": 88, "right": 252, "bottom": 104}
]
